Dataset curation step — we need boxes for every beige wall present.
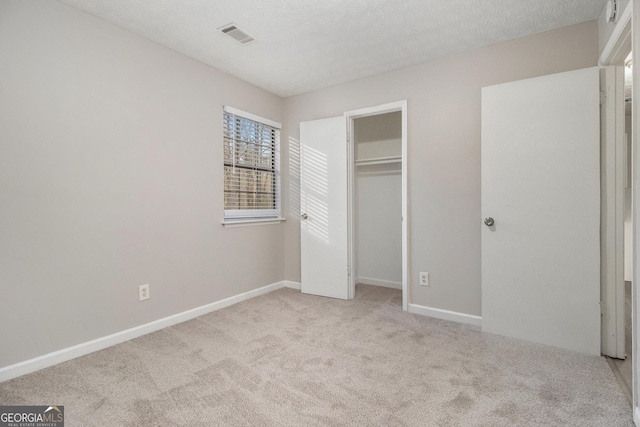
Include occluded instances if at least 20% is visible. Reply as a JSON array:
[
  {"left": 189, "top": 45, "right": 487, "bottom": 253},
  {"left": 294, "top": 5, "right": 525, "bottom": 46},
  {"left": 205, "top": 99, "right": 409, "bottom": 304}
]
[
  {"left": 282, "top": 21, "right": 599, "bottom": 316},
  {"left": 0, "top": 0, "right": 284, "bottom": 368}
]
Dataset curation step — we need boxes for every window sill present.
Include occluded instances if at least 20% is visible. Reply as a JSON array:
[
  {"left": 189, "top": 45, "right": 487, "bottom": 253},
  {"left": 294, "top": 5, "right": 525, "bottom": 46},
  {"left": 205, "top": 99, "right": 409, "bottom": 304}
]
[{"left": 221, "top": 217, "right": 286, "bottom": 228}]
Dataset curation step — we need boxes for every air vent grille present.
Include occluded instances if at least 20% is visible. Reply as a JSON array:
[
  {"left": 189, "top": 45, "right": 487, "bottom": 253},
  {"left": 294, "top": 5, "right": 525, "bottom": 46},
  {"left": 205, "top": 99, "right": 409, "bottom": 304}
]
[{"left": 219, "top": 23, "right": 255, "bottom": 44}]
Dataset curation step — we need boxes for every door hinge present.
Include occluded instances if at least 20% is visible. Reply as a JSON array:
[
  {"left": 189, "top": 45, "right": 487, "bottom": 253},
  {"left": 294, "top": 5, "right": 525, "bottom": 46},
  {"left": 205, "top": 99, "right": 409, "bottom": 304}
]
[
  {"left": 348, "top": 265, "right": 351, "bottom": 276},
  {"left": 600, "top": 91, "right": 607, "bottom": 105}
]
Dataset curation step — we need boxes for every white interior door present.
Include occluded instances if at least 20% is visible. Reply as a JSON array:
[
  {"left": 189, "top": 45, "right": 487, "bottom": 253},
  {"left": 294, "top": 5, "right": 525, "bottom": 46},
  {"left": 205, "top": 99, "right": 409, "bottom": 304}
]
[
  {"left": 300, "top": 117, "right": 349, "bottom": 299},
  {"left": 481, "top": 67, "right": 601, "bottom": 355}
]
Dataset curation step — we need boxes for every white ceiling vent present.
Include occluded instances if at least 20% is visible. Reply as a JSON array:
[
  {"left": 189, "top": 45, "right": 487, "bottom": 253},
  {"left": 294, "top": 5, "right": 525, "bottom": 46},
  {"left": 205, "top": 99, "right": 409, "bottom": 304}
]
[{"left": 219, "top": 23, "right": 255, "bottom": 44}]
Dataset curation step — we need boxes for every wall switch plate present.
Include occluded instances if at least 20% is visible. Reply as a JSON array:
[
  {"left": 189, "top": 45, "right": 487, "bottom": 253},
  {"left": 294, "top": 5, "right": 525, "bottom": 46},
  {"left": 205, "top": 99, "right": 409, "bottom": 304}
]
[
  {"left": 139, "top": 284, "right": 150, "bottom": 301},
  {"left": 420, "top": 272, "right": 430, "bottom": 287}
]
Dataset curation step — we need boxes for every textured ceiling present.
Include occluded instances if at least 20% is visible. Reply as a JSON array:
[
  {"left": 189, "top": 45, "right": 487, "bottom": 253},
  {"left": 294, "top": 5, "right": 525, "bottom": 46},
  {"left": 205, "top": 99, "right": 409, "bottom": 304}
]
[{"left": 57, "top": 0, "right": 607, "bottom": 97}]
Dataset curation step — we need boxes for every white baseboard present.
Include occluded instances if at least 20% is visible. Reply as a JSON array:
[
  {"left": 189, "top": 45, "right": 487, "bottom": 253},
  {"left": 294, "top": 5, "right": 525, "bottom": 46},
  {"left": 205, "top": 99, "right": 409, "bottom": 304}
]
[
  {"left": 0, "top": 281, "right": 290, "bottom": 383},
  {"left": 357, "top": 277, "right": 402, "bottom": 290},
  {"left": 634, "top": 406, "right": 640, "bottom": 426},
  {"left": 283, "top": 280, "right": 301, "bottom": 290},
  {"left": 408, "top": 303, "right": 482, "bottom": 327}
]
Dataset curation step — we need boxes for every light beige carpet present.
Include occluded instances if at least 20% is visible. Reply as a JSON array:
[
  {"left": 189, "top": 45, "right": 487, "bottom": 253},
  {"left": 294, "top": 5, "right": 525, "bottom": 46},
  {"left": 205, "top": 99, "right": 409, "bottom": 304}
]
[{"left": 0, "top": 285, "right": 633, "bottom": 426}]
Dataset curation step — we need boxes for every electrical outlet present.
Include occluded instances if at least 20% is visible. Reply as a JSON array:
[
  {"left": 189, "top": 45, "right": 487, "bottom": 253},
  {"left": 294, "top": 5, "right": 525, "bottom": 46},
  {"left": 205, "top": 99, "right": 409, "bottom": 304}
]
[
  {"left": 420, "top": 272, "right": 430, "bottom": 287},
  {"left": 139, "top": 284, "right": 150, "bottom": 301}
]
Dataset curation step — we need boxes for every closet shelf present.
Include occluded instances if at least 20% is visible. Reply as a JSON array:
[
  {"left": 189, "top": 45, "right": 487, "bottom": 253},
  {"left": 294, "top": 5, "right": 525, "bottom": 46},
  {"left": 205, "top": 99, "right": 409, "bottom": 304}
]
[{"left": 355, "top": 156, "right": 402, "bottom": 166}]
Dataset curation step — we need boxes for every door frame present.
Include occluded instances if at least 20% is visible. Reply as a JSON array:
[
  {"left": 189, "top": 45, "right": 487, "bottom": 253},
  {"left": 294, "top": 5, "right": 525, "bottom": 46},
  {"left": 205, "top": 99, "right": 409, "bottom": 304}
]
[
  {"left": 632, "top": 0, "right": 640, "bottom": 421},
  {"left": 345, "top": 101, "right": 409, "bottom": 310},
  {"left": 600, "top": 65, "right": 627, "bottom": 359},
  {"left": 599, "top": 0, "right": 633, "bottom": 361}
]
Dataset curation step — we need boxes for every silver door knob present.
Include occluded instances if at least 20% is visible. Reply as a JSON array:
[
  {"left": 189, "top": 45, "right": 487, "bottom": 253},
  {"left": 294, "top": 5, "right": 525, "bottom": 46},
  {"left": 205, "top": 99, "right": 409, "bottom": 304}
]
[
  {"left": 484, "top": 217, "right": 494, "bottom": 226},
  {"left": 301, "top": 213, "right": 308, "bottom": 220}
]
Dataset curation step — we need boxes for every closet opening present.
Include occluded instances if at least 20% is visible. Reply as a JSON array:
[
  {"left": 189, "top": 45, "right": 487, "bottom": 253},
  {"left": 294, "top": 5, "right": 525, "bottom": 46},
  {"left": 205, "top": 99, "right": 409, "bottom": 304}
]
[{"left": 346, "top": 102, "right": 408, "bottom": 310}]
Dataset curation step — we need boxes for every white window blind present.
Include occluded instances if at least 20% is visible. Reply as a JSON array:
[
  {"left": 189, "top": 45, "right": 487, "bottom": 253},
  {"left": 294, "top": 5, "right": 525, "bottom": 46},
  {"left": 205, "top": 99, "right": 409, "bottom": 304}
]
[{"left": 223, "top": 107, "right": 281, "bottom": 220}]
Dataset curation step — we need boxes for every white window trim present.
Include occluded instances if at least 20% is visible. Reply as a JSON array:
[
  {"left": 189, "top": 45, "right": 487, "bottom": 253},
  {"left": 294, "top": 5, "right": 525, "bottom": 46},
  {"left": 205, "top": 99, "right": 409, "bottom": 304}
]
[
  {"left": 221, "top": 217, "right": 286, "bottom": 228},
  {"left": 224, "top": 106, "right": 281, "bottom": 130},
  {"left": 223, "top": 106, "right": 283, "bottom": 225}
]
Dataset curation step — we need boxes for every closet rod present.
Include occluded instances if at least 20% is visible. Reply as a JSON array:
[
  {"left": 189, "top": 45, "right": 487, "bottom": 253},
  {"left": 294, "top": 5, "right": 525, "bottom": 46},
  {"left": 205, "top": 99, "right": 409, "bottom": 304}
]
[{"left": 355, "top": 156, "right": 402, "bottom": 166}]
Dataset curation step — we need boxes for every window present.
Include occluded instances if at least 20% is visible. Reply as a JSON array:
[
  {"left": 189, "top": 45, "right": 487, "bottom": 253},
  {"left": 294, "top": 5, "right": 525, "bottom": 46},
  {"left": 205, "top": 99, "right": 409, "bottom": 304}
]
[{"left": 223, "top": 106, "right": 281, "bottom": 222}]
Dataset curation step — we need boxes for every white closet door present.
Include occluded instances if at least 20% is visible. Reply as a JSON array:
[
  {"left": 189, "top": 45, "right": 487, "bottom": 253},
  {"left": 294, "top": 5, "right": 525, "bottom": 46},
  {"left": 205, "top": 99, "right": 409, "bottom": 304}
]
[{"left": 300, "top": 117, "right": 349, "bottom": 299}]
